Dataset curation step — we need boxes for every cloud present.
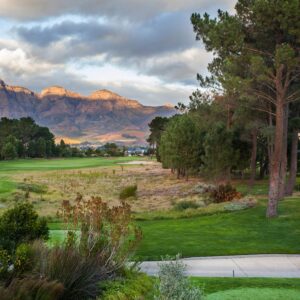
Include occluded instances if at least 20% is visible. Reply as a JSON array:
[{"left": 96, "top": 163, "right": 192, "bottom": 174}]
[
  {"left": 140, "top": 47, "right": 213, "bottom": 83},
  {"left": 13, "top": 12, "right": 209, "bottom": 85},
  {"left": 0, "top": 0, "right": 237, "bottom": 105},
  {"left": 0, "top": 48, "right": 55, "bottom": 76},
  {"left": 0, "top": 0, "right": 235, "bottom": 21},
  {"left": 15, "top": 12, "right": 195, "bottom": 60}
]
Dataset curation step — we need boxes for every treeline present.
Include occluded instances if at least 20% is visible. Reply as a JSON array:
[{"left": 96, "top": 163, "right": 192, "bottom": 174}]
[
  {"left": 0, "top": 117, "right": 57, "bottom": 159},
  {"left": 0, "top": 117, "right": 90, "bottom": 159},
  {"left": 0, "top": 118, "right": 141, "bottom": 160},
  {"left": 149, "top": 0, "right": 300, "bottom": 218}
]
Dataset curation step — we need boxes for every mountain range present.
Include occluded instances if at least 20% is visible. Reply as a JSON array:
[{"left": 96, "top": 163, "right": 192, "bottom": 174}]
[{"left": 0, "top": 79, "right": 175, "bottom": 145}]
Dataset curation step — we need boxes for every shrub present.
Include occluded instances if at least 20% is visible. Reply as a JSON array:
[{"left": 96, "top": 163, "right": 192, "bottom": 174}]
[
  {"left": 17, "top": 182, "right": 47, "bottom": 194},
  {"left": 0, "top": 202, "right": 49, "bottom": 254},
  {"left": 14, "top": 243, "right": 34, "bottom": 274},
  {"left": 155, "top": 256, "right": 204, "bottom": 300},
  {"left": 31, "top": 241, "right": 108, "bottom": 300},
  {"left": 0, "top": 277, "right": 64, "bottom": 300},
  {"left": 193, "top": 182, "right": 216, "bottom": 194},
  {"left": 209, "top": 183, "right": 242, "bottom": 203},
  {"left": 224, "top": 196, "right": 258, "bottom": 212},
  {"left": 119, "top": 185, "right": 137, "bottom": 200},
  {"left": 52, "top": 196, "right": 142, "bottom": 299},
  {"left": 174, "top": 200, "right": 199, "bottom": 211},
  {"left": 100, "top": 271, "right": 154, "bottom": 300},
  {"left": 0, "top": 249, "right": 11, "bottom": 280}
]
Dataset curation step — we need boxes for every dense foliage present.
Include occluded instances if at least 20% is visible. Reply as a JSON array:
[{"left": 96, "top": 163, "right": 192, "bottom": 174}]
[
  {"left": 148, "top": 117, "right": 170, "bottom": 161},
  {"left": 0, "top": 202, "right": 48, "bottom": 254},
  {"left": 0, "top": 197, "right": 143, "bottom": 299},
  {"left": 0, "top": 117, "right": 56, "bottom": 159},
  {"left": 148, "top": 0, "right": 300, "bottom": 218}
]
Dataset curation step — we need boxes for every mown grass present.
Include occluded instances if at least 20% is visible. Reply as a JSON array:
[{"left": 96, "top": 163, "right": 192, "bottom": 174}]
[
  {"left": 143, "top": 277, "right": 300, "bottom": 299},
  {"left": 191, "top": 277, "right": 300, "bottom": 294},
  {"left": 135, "top": 198, "right": 300, "bottom": 260},
  {"left": 49, "top": 198, "right": 300, "bottom": 259},
  {"left": 206, "top": 288, "right": 300, "bottom": 300},
  {"left": 0, "top": 157, "right": 139, "bottom": 173}
]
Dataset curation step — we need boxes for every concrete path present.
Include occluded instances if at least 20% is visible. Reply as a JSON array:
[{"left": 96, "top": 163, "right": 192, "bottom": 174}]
[{"left": 140, "top": 255, "right": 300, "bottom": 278}]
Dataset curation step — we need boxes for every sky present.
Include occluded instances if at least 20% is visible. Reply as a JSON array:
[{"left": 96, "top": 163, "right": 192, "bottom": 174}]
[{"left": 0, "top": 0, "right": 235, "bottom": 106}]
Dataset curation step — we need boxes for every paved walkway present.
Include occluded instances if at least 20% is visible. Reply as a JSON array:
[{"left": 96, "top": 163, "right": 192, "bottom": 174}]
[{"left": 140, "top": 255, "right": 300, "bottom": 278}]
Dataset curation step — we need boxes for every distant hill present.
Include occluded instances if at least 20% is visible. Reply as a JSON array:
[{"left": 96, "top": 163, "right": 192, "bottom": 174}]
[{"left": 0, "top": 79, "right": 175, "bottom": 145}]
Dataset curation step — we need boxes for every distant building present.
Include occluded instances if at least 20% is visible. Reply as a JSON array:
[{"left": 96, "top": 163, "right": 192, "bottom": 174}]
[{"left": 125, "top": 147, "right": 148, "bottom": 156}]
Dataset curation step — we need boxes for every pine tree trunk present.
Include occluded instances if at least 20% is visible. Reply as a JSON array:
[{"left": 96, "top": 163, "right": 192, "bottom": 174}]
[
  {"left": 267, "top": 105, "right": 274, "bottom": 175},
  {"left": 267, "top": 66, "right": 287, "bottom": 218},
  {"left": 278, "top": 105, "right": 289, "bottom": 199},
  {"left": 249, "top": 129, "right": 258, "bottom": 189},
  {"left": 285, "top": 130, "right": 299, "bottom": 196}
]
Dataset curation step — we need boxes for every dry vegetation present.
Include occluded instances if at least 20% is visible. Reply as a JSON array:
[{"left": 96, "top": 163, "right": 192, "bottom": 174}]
[{"left": 10, "top": 161, "right": 205, "bottom": 217}]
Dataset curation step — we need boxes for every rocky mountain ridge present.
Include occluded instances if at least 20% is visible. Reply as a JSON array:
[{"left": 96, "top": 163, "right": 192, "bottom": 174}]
[{"left": 0, "top": 79, "right": 175, "bottom": 144}]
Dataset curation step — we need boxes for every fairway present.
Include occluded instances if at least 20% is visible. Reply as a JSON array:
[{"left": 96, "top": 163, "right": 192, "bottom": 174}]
[
  {"left": 0, "top": 157, "right": 139, "bottom": 172},
  {"left": 135, "top": 198, "right": 300, "bottom": 259},
  {"left": 49, "top": 197, "right": 300, "bottom": 259}
]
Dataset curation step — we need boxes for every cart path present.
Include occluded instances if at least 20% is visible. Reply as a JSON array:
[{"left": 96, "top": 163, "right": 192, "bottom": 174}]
[{"left": 140, "top": 254, "right": 300, "bottom": 278}]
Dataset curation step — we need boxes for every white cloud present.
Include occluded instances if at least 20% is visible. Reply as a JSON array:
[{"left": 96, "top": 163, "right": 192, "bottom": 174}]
[{"left": 0, "top": 48, "right": 46, "bottom": 74}]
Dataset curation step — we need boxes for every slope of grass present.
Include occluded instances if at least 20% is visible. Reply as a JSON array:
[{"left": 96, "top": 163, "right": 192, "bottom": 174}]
[{"left": 135, "top": 198, "right": 300, "bottom": 259}]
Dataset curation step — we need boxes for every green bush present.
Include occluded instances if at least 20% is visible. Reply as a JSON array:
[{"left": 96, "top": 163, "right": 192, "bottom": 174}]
[
  {"left": 100, "top": 271, "right": 154, "bottom": 300},
  {"left": 0, "top": 202, "right": 49, "bottom": 254},
  {"left": 155, "top": 256, "right": 204, "bottom": 300},
  {"left": 174, "top": 200, "right": 199, "bottom": 211},
  {"left": 14, "top": 243, "right": 34, "bottom": 274},
  {"left": 119, "top": 185, "right": 137, "bottom": 200},
  {"left": 17, "top": 183, "right": 48, "bottom": 194},
  {"left": 0, "top": 249, "right": 11, "bottom": 280}
]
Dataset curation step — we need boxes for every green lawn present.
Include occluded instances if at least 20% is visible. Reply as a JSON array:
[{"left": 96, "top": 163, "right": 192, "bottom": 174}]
[
  {"left": 206, "top": 288, "right": 300, "bottom": 299},
  {"left": 191, "top": 277, "right": 300, "bottom": 294},
  {"left": 0, "top": 157, "right": 139, "bottom": 173},
  {"left": 135, "top": 198, "right": 300, "bottom": 259},
  {"left": 49, "top": 198, "right": 300, "bottom": 259}
]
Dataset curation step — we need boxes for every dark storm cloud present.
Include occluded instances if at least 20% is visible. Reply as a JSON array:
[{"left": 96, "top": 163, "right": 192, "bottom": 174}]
[{"left": 16, "top": 12, "right": 195, "bottom": 59}]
